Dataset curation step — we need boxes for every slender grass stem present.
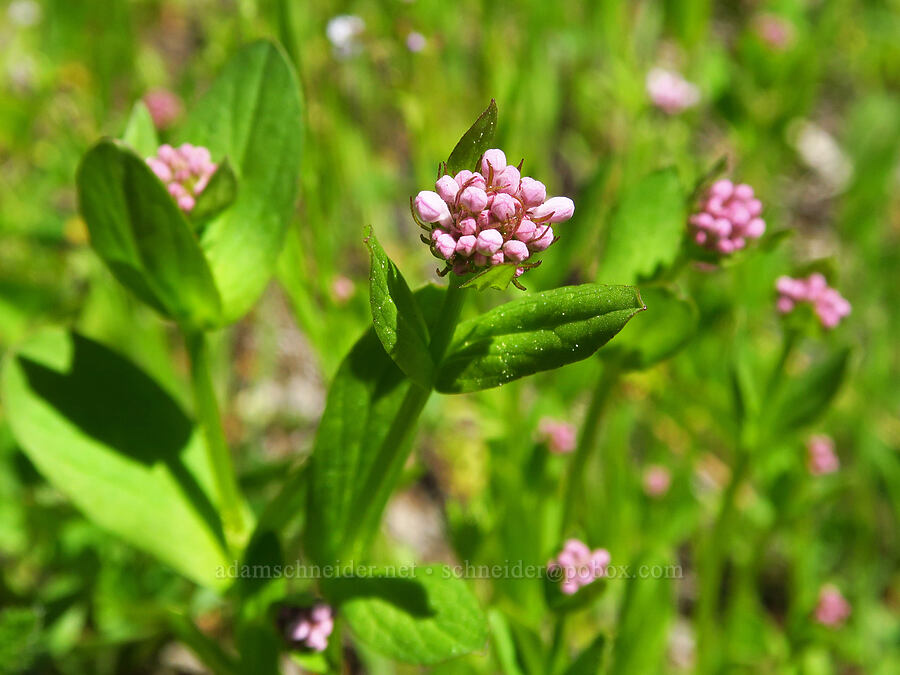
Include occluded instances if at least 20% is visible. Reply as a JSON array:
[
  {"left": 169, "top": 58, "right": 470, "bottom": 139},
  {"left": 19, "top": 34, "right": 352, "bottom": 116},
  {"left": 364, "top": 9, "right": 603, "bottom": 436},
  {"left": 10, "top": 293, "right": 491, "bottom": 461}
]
[{"left": 185, "top": 330, "right": 247, "bottom": 553}]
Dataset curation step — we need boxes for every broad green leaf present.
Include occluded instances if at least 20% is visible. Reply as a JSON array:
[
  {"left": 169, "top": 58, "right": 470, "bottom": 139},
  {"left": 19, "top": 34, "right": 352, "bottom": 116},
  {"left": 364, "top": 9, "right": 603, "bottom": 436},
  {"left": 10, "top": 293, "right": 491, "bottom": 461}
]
[
  {"left": 563, "top": 633, "right": 607, "bottom": 675},
  {"left": 121, "top": 101, "right": 158, "bottom": 158},
  {"left": 598, "top": 168, "right": 685, "bottom": 284},
  {"left": 366, "top": 227, "right": 433, "bottom": 387},
  {"left": 446, "top": 99, "right": 498, "bottom": 175},
  {"left": 76, "top": 140, "right": 222, "bottom": 329},
  {"left": 304, "top": 286, "right": 445, "bottom": 564},
  {"left": 182, "top": 40, "right": 304, "bottom": 323},
  {"left": 1, "top": 329, "right": 229, "bottom": 589},
  {"left": 436, "top": 284, "right": 645, "bottom": 393},
  {"left": 765, "top": 347, "right": 850, "bottom": 437},
  {"left": 190, "top": 158, "right": 239, "bottom": 226},
  {"left": 325, "top": 566, "right": 488, "bottom": 665},
  {"left": 601, "top": 286, "right": 698, "bottom": 370}
]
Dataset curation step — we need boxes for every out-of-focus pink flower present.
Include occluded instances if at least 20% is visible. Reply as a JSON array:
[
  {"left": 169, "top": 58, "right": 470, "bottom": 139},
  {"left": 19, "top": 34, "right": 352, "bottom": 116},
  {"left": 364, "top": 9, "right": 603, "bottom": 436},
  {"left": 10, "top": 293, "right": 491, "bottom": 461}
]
[
  {"left": 411, "top": 148, "right": 574, "bottom": 279},
  {"left": 806, "top": 434, "right": 839, "bottom": 475},
  {"left": 331, "top": 275, "right": 355, "bottom": 304},
  {"left": 280, "top": 603, "right": 334, "bottom": 651},
  {"left": 143, "top": 88, "right": 183, "bottom": 129},
  {"left": 537, "top": 417, "right": 576, "bottom": 454},
  {"left": 754, "top": 13, "right": 795, "bottom": 51},
  {"left": 814, "top": 585, "right": 850, "bottom": 627},
  {"left": 643, "top": 464, "right": 671, "bottom": 497},
  {"left": 689, "top": 179, "right": 766, "bottom": 255},
  {"left": 646, "top": 68, "right": 700, "bottom": 115},
  {"left": 775, "top": 273, "right": 851, "bottom": 329},
  {"left": 547, "top": 539, "right": 610, "bottom": 595},
  {"left": 146, "top": 143, "right": 217, "bottom": 212},
  {"left": 406, "top": 31, "right": 427, "bottom": 53}
]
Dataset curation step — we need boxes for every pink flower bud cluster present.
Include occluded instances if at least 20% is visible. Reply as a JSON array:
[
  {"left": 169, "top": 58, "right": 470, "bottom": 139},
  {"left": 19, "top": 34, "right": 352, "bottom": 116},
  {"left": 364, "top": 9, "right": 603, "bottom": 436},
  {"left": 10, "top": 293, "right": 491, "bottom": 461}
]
[
  {"left": 646, "top": 68, "right": 701, "bottom": 115},
  {"left": 280, "top": 604, "right": 334, "bottom": 652},
  {"left": 775, "top": 273, "right": 851, "bottom": 329},
  {"left": 643, "top": 464, "right": 672, "bottom": 497},
  {"left": 143, "top": 88, "right": 183, "bottom": 129},
  {"left": 146, "top": 143, "right": 217, "bottom": 212},
  {"left": 806, "top": 434, "right": 839, "bottom": 475},
  {"left": 815, "top": 585, "right": 851, "bottom": 627},
  {"left": 413, "top": 149, "right": 574, "bottom": 277},
  {"left": 547, "top": 539, "right": 610, "bottom": 595},
  {"left": 537, "top": 417, "right": 576, "bottom": 454},
  {"left": 689, "top": 179, "right": 766, "bottom": 254}
]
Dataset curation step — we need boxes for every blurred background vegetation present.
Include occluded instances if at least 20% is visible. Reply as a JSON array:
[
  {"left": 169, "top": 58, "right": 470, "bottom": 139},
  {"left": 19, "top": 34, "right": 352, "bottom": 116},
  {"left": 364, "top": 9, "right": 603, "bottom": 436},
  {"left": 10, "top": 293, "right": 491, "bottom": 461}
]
[{"left": 1, "top": 0, "right": 899, "bottom": 672}]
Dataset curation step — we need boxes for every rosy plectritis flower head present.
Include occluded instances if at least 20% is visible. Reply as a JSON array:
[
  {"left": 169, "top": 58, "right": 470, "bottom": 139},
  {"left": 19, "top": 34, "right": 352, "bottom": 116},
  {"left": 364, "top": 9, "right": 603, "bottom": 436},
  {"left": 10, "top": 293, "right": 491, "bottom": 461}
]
[
  {"left": 279, "top": 603, "right": 334, "bottom": 652},
  {"left": 806, "top": 434, "right": 840, "bottom": 475},
  {"left": 412, "top": 149, "right": 574, "bottom": 281},
  {"left": 814, "top": 585, "right": 850, "bottom": 627},
  {"left": 146, "top": 143, "right": 217, "bottom": 212},
  {"left": 537, "top": 417, "right": 577, "bottom": 454},
  {"left": 643, "top": 464, "right": 672, "bottom": 497},
  {"left": 776, "top": 274, "right": 851, "bottom": 329},
  {"left": 547, "top": 539, "right": 610, "bottom": 595},
  {"left": 646, "top": 68, "right": 701, "bottom": 115},
  {"left": 689, "top": 179, "right": 766, "bottom": 255},
  {"left": 143, "top": 88, "right": 183, "bottom": 129}
]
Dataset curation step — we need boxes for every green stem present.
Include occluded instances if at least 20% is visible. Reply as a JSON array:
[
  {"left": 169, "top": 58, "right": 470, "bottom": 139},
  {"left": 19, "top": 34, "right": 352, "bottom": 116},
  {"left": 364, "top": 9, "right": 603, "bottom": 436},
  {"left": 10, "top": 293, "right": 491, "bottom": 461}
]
[
  {"left": 696, "top": 330, "right": 797, "bottom": 672},
  {"left": 546, "top": 614, "right": 569, "bottom": 674},
  {"left": 346, "top": 277, "right": 468, "bottom": 558},
  {"left": 559, "top": 363, "right": 620, "bottom": 536},
  {"left": 185, "top": 330, "right": 247, "bottom": 552}
]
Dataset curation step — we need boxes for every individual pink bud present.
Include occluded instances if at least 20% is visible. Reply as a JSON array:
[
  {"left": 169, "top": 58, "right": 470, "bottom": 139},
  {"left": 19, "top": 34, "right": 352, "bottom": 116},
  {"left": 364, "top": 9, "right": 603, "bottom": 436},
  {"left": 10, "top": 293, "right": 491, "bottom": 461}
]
[
  {"left": 502, "top": 239, "right": 530, "bottom": 262},
  {"left": 291, "top": 619, "right": 311, "bottom": 641},
  {"left": 745, "top": 218, "right": 766, "bottom": 238},
  {"left": 518, "top": 177, "right": 547, "bottom": 207},
  {"left": 435, "top": 233, "right": 458, "bottom": 259},
  {"left": 435, "top": 175, "right": 459, "bottom": 203},
  {"left": 806, "top": 434, "right": 839, "bottom": 475},
  {"left": 476, "top": 210, "right": 490, "bottom": 231},
  {"left": 776, "top": 296, "right": 794, "bottom": 314},
  {"left": 491, "top": 192, "right": 519, "bottom": 221},
  {"left": 514, "top": 218, "right": 537, "bottom": 242},
  {"left": 729, "top": 203, "right": 751, "bottom": 226},
  {"left": 734, "top": 183, "right": 754, "bottom": 200},
  {"left": 691, "top": 212, "right": 715, "bottom": 229},
  {"left": 710, "top": 179, "right": 734, "bottom": 199},
  {"left": 168, "top": 182, "right": 188, "bottom": 198},
  {"left": 475, "top": 228, "right": 503, "bottom": 255},
  {"left": 454, "top": 169, "right": 475, "bottom": 187},
  {"left": 807, "top": 273, "right": 827, "bottom": 296},
  {"left": 732, "top": 237, "right": 746, "bottom": 250},
  {"left": 815, "top": 585, "right": 850, "bottom": 627},
  {"left": 457, "top": 217, "right": 477, "bottom": 236},
  {"left": 415, "top": 190, "right": 451, "bottom": 223},
  {"left": 494, "top": 165, "right": 521, "bottom": 195},
  {"left": 747, "top": 199, "right": 763, "bottom": 216},
  {"left": 528, "top": 225, "right": 555, "bottom": 251},
  {"left": 490, "top": 251, "right": 505, "bottom": 265},
  {"left": 459, "top": 186, "right": 488, "bottom": 213},
  {"left": 530, "top": 196, "right": 575, "bottom": 223},
  {"left": 177, "top": 195, "right": 196, "bottom": 211},
  {"left": 643, "top": 465, "right": 671, "bottom": 497},
  {"left": 157, "top": 144, "right": 177, "bottom": 163},
  {"left": 537, "top": 418, "right": 576, "bottom": 454},
  {"left": 717, "top": 239, "right": 735, "bottom": 254},
  {"left": 431, "top": 228, "right": 447, "bottom": 242},
  {"left": 455, "top": 234, "right": 477, "bottom": 257},
  {"left": 776, "top": 276, "right": 798, "bottom": 296},
  {"left": 147, "top": 158, "right": 172, "bottom": 182},
  {"left": 480, "top": 148, "right": 507, "bottom": 177},
  {"left": 694, "top": 231, "right": 708, "bottom": 245},
  {"left": 712, "top": 218, "right": 732, "bottom": 237}
]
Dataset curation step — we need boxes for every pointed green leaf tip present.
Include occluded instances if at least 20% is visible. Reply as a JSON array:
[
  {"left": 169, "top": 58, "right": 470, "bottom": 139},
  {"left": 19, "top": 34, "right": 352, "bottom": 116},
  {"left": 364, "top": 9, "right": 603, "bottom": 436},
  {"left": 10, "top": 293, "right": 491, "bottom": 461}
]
[
  {"left": 446, "top": 99, "right": 498, "bottom": 175},
  {"left": 460, "top": 262, "right": 539, "bottom": 291},
  {"left": 365, "top": 227, "right": 434, "bottom": 387},
  {"left": 436, "top": 284, "right": 646, "bottom": 393}
]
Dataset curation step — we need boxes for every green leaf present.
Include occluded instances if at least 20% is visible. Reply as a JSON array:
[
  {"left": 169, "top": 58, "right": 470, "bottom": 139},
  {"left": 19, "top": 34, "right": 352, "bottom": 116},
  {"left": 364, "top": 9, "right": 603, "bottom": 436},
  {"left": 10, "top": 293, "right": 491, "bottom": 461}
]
[
  {"left": 460, "top": 262, "right": 539, "bottom": 292},
  {"left": 0, "top": 607, "right": 42, "bottom": 673},
  {"left": 1, "top": 329, "right": 229, "bottom": 589},
  {"left": 601, "top": 286, "right": 697, "bottom": 370},
  {"left": 598, "top": 168, "right": 685, "bottom": 285},
  {"left": 366, "top": 227, "right": 433, "bottom": 387},
  {"left": 121, "top": 101, "right": 158, "bottom": 158},
  {"left": 446, "top": 99, "right": 498, "bottom": 175},
  {"left": 765, "top": 347, "right": 851, "bottom": 437},
  {"left": 76, "top": 139, "right": 222, "bottom": 329},
  {"left": 435, "top": 284, "right": 645, "bottom": 393},
  {"left": 304, "top": 286, "right": 445, "bottom": 564},
  {"left": 325, "top": 566, "right": 488, "bottom": 665},
  {"left": 182, "top": 40, "right": 304, "bottom": 323},
  {"left": 190, "top": 158, "right": 239, "bottom": 226},
  {"left": 563, "top": 633, "right": 607, "bottom": 675}
]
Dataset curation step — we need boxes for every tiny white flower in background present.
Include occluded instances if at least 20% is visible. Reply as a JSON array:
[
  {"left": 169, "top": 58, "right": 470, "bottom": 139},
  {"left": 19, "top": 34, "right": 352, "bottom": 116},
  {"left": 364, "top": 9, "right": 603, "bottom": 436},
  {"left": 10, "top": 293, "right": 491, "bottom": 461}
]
[
  {"left": 788, "top": 120, "right": 853, "bottom": 192},
  {"left": 326, "top": 15, "right": 365, "bottom": 58},
  {"left": 646, "top": 68, "right": 701, "bottom": 115},
  {"left": 406, "top": 31, "right": 427, "bottom": 53},
  {"left": 7, "top": 0, "right": 41, "bottom": 27}
]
